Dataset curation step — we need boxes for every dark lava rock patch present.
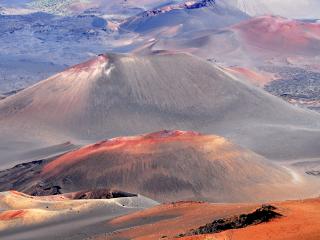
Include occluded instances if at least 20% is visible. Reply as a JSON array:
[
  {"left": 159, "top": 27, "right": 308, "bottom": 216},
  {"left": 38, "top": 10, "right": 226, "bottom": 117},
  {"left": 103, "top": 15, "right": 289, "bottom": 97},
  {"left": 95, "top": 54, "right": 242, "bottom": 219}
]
[
  {"left": 0, "top": 159, "right": 138, "bottom": 199},
  {"left": 67, "top": 188, "right": 137, "bottom": 200},
  {"left": 28, "top": 183, "right": 62, "bottom": 196},
  {"left": 0, "top": 160, "right": 45, "bottom": 193},
  {"left": 306, "top": 171, "right": 320, "bottom": 176},
  {"left": 179, "top": 205, "right": 282, "bottom": 237}
]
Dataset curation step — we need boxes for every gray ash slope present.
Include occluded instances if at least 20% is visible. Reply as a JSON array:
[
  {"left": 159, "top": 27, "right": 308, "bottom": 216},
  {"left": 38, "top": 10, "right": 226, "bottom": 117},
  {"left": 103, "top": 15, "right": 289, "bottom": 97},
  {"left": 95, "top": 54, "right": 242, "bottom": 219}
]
[{"left": 0, "top": 52, "right": 320, "bottom": 166}]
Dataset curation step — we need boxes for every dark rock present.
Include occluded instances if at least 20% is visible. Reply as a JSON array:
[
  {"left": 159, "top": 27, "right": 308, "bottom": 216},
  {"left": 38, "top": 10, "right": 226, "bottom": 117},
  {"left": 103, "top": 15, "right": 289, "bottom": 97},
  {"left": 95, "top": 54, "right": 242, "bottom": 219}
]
[
  {"left": 70, "top": 189, "right": 137, "bottom": 200},
  {"left": 306, "top": 171, "right": 320, "bottom": 176}
]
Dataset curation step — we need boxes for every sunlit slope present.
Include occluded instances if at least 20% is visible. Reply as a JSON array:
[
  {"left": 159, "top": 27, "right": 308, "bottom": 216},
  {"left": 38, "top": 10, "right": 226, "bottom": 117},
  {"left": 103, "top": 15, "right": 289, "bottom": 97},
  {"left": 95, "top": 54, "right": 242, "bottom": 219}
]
[
  {"left": 0, "top": 130, "right": 312, "bottom": 203},
  {"left": 0, "top": 53, "right": 320, "bottom": 164}
]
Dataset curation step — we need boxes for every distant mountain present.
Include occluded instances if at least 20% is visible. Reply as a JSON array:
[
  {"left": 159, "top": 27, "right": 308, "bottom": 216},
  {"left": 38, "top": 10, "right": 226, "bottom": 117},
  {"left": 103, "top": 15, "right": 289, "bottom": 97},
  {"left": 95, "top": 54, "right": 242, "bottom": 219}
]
[
  {"left": 0, "top": 0, "right": 178, "bottom": 16},
  {"left": 233, "top": 16, "right": 320, "bottom": 56},
  {"left": 140, "top": 0, "right": 216, "bottom": 17},
  {"left": 224, "top": 0, "right": 320, "bottom": 19},
  {"left": 121, "top": 0, "right": 248, "bottom": 33},
  {"left": 223, "top": 0, "right": 269, "bottom": 16}
]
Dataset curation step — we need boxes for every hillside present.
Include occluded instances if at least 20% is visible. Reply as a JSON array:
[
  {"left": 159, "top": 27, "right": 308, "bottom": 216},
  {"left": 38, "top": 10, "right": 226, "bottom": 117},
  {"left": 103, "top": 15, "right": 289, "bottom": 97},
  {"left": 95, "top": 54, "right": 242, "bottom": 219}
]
[
  {"left": 0, "top": 130, "right": 302, "bottom": 203},
  {"left": 0, "top": 190, "right": 157, "bottom": 239},
  {"left": 0, "top": 53, "right": 320, "bottom": 167},
  {"left": 224, "top": 0, "right": 320, "bottom": 19},
  {"left": 96, "top": 198, "right": 320, "bottom": 240},
  {"left": 121, "top": 0, "right": 248, "bottom": 33}
]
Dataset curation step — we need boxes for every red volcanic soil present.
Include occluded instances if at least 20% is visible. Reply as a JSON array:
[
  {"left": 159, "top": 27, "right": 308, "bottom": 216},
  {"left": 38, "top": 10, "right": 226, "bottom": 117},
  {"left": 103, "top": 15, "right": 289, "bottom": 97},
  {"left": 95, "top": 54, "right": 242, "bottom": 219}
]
[
  {"left": 0, "top": 210, "right": 26, "bottom": 221},
  {"left": 104, "top": 201, "right": 258, "bottom": 239},
  {"left": 98, "top": 198, "right": 320, "bottom": 240},
  {"left": 42, "top": 130, "right": 201, "bottom": 176},
  {"left": 226, "top": 66, "right": 275, "bottom": 86},
  {"left": 66, "top": 54, "right": 108, "bottom": 72},
  {"left": 233, "top": 16, "right": 320, "bottom": 55}
]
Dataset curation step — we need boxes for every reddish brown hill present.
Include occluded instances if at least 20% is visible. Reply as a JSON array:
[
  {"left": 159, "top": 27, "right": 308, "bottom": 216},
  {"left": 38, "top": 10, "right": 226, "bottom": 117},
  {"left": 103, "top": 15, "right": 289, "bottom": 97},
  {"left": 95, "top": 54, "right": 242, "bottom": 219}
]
[
  {"left": 0, "top": 130, "right": 300, "bottom": 203},
  {"left": 233, "top": 16, "right": 320, "bottom": 55}
]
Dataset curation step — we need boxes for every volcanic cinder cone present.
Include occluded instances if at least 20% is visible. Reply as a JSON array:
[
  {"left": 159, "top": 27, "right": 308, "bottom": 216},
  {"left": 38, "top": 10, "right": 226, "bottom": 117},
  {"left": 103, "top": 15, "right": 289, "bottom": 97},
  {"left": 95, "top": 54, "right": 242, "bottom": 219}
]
[
  {"left": 0, "top": 52, "right": 320, "bottom": 166},
  {"left": 1, "top": 130, "right": 311, "bottom": 203}
]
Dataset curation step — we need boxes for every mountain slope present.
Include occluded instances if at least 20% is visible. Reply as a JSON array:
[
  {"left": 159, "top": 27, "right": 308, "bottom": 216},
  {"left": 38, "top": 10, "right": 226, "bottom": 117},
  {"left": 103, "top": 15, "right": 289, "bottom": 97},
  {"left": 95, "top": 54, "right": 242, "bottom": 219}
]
[
  {"left": 224, "top": 0, "right": 320, "bottom": 19},
  {"left": 0, "top": 190, "right": 157, "bottom": 239},
  {"left": 0, "top": 130, "right": 303, "bottom": 203},
  {"left": 0, "top": 52, "right": 320, "bottom": 166},
  {"left": 121, "top": 0, "right": 248, "bottom": 34},
  {"left": 150, "top": 16, "right": 320, "bottom": 65},
  {"left": 230, "top": 0, "right": 269, "bottom": 16}
]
